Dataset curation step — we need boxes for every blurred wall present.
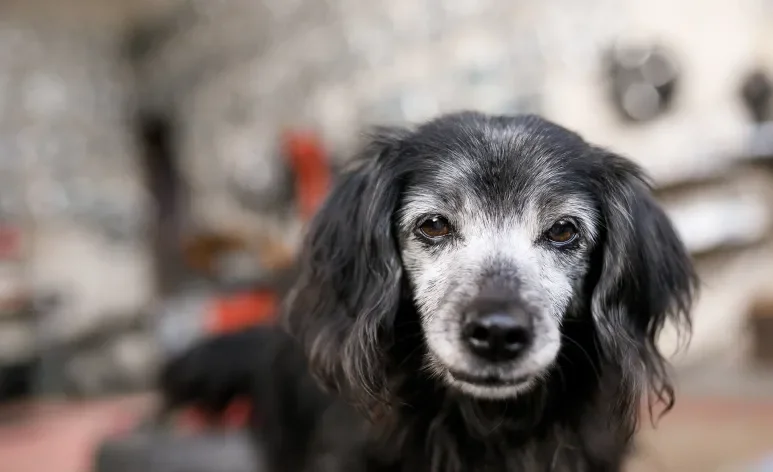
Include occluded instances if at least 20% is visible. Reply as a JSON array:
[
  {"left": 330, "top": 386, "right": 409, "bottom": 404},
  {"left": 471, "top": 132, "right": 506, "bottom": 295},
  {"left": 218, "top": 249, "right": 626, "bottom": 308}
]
[
  {"left": 0, "top": 0, "right": 165, "bottom": 393},
  {"left": 1, "top": 0, "right": 773, "bottom": 392},
  {"left": 0, "top": 1, "right": 155, "bottom": 342}
]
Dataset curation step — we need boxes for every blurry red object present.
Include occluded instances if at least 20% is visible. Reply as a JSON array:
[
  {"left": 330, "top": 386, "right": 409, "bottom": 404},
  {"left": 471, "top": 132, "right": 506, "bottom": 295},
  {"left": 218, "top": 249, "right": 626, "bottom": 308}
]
[
  {"left": 177, "top": 397, "right": 252, "bottom": 432},
  {"left": 205, "top": 290, "right": 277, "bottom": 335},
  {"left": 283, "top": 130, "right": 331, "bottom": 221}
]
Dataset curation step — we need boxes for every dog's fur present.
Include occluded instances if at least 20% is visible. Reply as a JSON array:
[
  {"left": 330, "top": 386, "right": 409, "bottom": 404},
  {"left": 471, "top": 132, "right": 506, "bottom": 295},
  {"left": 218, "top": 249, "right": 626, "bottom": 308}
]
[{"left": 161, "top": 112, "right": 697, "bottom": 472}]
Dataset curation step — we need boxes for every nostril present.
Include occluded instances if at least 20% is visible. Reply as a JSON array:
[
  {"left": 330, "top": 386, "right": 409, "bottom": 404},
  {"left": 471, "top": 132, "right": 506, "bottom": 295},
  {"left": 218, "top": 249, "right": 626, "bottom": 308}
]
[
  {"left": 469, "top": 325, "right": 490, "bottom": 344},
  {"left": 503, "top": 328, "right": 529, "bottom": 348}
]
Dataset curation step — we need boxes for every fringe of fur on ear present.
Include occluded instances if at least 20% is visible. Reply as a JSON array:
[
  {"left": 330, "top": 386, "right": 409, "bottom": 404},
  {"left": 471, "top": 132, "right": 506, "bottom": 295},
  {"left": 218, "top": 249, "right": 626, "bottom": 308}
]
[
  {"left": 591, "top": 150, "right": 698, "bottom": 421},
  {"left": 281, "top": 126, "right": 411, "bottom": 416}
]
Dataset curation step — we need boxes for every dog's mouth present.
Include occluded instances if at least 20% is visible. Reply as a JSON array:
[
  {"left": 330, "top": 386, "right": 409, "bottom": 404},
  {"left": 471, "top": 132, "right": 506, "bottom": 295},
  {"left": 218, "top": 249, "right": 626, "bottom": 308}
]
[
  {"left": 448, "top": 370, "right": 531, "bottom": 388},
  {"left": 445, "top": 369, "right": 536, "bottom": 399}
]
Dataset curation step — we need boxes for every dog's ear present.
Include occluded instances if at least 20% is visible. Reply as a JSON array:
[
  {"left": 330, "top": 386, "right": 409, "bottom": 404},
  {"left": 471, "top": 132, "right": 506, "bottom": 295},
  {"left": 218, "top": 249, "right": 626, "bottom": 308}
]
[
  {"left": 590, "top": 149, "right": 697, "bottom": 412},
  {"left": 283, "top": 126, "right": 410, "bottom": 410}
]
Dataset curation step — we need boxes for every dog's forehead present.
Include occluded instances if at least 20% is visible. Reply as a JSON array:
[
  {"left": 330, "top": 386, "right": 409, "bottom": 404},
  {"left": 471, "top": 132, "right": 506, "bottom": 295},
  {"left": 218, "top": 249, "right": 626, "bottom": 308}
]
[{"left": 402, "top": 114, "right": 597, "bottom": 216}]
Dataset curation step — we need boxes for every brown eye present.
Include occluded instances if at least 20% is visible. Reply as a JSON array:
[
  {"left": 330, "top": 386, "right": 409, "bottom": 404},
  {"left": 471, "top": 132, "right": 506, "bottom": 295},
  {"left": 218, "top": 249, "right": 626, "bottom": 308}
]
[
  {"left": 418, "top": 216, "right": 452, "bottom": 239},
  {"left": 545, "top": 220, "right": 578, "bottom": 245}
]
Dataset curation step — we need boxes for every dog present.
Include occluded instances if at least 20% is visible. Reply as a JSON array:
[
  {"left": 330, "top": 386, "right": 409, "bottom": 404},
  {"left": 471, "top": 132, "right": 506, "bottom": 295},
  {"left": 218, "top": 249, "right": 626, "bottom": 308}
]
[{"left": 161, "top": 111, "right": 697, "bottom": 472}]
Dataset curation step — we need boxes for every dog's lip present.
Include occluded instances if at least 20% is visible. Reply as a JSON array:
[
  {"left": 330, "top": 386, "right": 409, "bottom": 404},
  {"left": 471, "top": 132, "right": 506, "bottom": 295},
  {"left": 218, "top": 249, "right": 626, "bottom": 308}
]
[{"left": 448, "top": 370, "right": 530, "bottom": 387}]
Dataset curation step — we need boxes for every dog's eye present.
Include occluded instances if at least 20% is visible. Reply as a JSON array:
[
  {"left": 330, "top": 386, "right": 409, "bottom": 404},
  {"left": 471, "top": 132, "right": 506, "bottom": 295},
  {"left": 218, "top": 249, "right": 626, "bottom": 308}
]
[
  {"left": 545, "top": 220, "right": 578, "bottom": 245},
  {"left": 418, "top": 216, "right": 452, "bottom": 239}
]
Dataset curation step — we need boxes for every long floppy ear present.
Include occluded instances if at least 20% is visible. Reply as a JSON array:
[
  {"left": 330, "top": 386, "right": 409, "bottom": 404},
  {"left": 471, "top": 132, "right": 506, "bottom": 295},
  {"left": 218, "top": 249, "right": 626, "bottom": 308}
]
[
  {"left": 591, "top": 149, "right": 698, "bottom": 412},
  {"left": 283, "top": 127, "right": 410, "bottom": 409}
]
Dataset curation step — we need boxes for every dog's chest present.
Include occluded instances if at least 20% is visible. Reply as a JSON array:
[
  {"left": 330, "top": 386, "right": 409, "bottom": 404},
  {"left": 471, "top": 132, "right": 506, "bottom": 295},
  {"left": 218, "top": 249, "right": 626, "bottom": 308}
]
[{"left": 367, "top": 424, "right": 624, "bottom": 472}]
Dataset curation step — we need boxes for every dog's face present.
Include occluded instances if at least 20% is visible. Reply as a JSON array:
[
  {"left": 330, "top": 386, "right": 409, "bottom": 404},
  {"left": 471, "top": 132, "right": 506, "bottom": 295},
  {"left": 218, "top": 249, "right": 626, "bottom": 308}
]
[
  {"left": 396, "top": 129, "right": 601, "bottom": 398},
  {"left": 286, "top": 112, "right": 695, "bottom": 407}
]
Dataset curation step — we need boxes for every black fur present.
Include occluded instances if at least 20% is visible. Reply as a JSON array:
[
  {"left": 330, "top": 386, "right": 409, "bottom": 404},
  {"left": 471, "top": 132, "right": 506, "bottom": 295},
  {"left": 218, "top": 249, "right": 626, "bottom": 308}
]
[{"left": 160, "top": 112, "right": 697, "bottom": 472}]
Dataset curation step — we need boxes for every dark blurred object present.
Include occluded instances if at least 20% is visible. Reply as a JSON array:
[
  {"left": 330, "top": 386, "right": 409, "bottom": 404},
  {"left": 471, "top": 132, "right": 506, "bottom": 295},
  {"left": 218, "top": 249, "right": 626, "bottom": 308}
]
[
  {"left": 749, "top": 297, "right": 773, "bottom": 365},
  {"left": 0, "top": 224, "right": 25, "bottom": 320},
  {"left": 0, "top": 223, "right": 41, "bottom": 403},
  {"left": 95, "top": 430, "right": 258, "bottom": 472},
  {"left": 0, "top": 361, "right": 39, "bottom": 405},
  {"left": 605, "top": 43, "right": 680, "bottom": 123},
  {"left": 741, "top": 69, "right": 773, "bottom": 123},
  {"left": 136, "top": 112, "right": 190, "bottom": 296}
]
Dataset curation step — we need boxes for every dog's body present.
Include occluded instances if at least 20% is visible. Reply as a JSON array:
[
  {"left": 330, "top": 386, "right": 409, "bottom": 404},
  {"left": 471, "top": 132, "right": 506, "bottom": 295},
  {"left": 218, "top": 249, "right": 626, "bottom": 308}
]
[{"left": 162, "top": 112, "right": 697, "bottom": 472}]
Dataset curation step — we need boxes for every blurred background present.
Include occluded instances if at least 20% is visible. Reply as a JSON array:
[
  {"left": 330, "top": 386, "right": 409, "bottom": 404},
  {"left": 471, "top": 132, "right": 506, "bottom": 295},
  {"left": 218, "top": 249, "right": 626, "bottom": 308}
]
[{"left": 0, "top": 0, "right": 772, "bottom": 470}]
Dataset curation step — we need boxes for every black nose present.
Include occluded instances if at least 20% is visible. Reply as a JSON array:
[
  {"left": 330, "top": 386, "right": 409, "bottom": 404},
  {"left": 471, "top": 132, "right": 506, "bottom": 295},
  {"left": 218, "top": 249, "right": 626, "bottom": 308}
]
[{"left": 462, "top": 313, "right": 532, "bottom": 363}]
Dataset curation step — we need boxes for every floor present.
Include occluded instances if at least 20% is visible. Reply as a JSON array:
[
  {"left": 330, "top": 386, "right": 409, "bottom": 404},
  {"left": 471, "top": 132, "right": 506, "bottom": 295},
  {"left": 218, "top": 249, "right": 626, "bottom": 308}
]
[
  {"left": 0, "top": 395, "right": 154, "bottom": 472},
  {"left": 628, "top": 363, "right": 773, "bottom": 472},
  {"left": 628, "top": 398, "right": 773, "bottom": 472}
]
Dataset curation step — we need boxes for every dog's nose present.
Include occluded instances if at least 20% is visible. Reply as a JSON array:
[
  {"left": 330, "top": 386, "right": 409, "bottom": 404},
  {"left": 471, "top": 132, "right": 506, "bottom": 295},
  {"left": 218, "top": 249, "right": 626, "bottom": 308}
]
[{"left": 462, "top": 313, "right": 532, "bottom": 363}]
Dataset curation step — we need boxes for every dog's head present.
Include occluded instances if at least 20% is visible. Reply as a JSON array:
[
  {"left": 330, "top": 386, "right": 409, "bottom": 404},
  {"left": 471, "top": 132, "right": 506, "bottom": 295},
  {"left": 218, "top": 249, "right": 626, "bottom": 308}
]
[{"left": 284, "top": 112, "right": 696, "bottom": 410}]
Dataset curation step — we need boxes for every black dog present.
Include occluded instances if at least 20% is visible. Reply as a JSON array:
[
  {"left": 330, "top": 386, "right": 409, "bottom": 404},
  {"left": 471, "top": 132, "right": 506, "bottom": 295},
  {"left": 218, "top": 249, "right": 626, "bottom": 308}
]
[{"left": 161, "top": 112, "right": 697, "bottom": 472}]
